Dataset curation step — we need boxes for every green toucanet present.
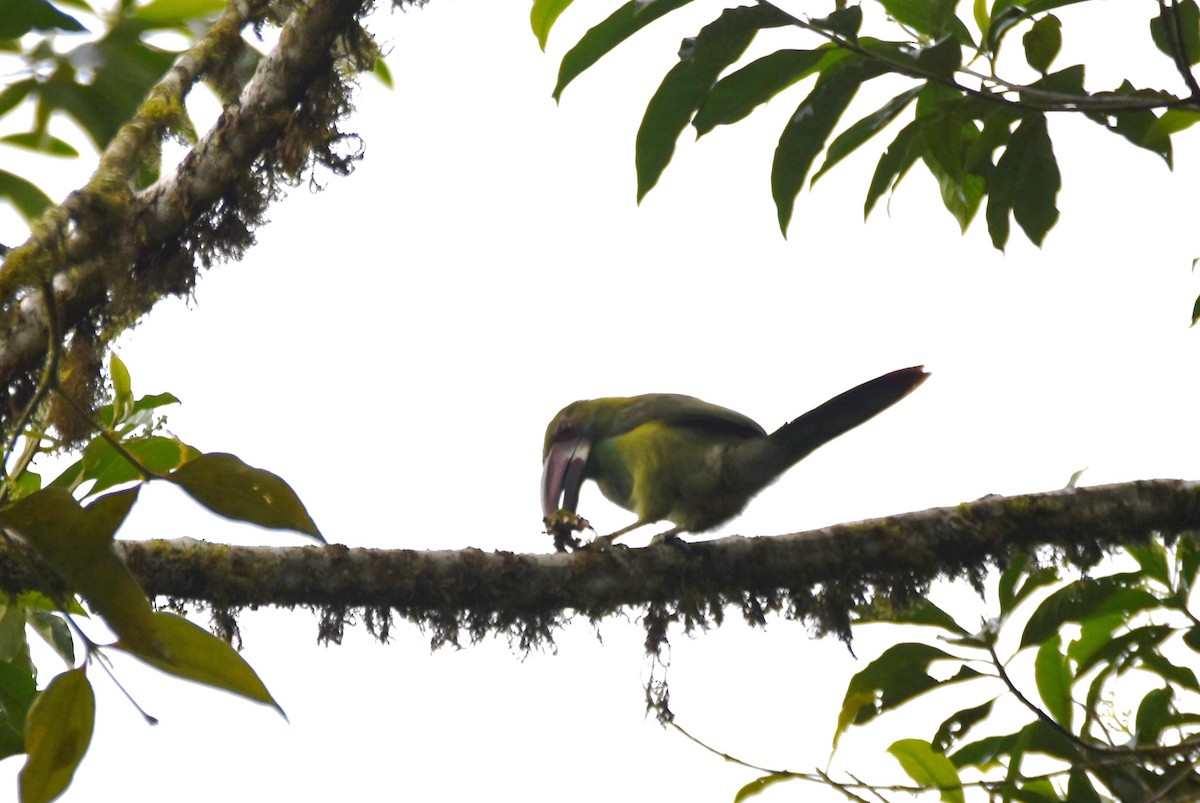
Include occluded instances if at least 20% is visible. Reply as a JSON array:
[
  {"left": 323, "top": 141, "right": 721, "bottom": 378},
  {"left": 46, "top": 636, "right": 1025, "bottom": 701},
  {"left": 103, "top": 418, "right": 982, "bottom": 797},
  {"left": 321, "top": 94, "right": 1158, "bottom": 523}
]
[{"left": 541, "top": 366, "right": 929, "bottom": 543}]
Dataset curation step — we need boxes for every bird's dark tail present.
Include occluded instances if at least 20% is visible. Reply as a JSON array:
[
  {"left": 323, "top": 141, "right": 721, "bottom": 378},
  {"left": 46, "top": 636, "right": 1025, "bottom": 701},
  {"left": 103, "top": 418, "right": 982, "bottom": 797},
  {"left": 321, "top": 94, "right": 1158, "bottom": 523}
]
[{"left": 729, "top": 366, "right": 929, "bottom": 491}]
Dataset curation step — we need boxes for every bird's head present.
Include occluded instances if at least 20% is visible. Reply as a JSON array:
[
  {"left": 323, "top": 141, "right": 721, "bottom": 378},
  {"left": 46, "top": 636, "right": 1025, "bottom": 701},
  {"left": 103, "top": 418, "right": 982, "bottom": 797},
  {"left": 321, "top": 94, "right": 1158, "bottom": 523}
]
[{"left": 541, "top": 398, "right": 629, "bottom": 517}]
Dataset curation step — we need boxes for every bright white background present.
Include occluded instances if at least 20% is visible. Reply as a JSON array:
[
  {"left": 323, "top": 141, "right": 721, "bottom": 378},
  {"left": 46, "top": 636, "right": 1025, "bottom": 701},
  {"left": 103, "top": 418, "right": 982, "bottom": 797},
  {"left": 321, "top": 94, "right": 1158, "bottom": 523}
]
[{"left": 2, "top": 0, "right": 1200, "bottom": 800}]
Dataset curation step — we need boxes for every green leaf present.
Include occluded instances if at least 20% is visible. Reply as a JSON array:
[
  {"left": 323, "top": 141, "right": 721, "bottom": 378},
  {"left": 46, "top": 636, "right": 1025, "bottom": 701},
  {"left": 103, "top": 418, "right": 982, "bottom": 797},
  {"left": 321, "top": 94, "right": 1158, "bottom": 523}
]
[
  {"left": 997, "top": 554, "right": 1060, "bottom": 616},
  {"left": 1134, "top": 686, "right": 1174, "bottom": 746},
  {"left": 636, "top": 3, "right": 791, "bottom": 201},
  {"left": 733, "top": 772, "right": 792, "bottom": 802},
  {"left": 875, "top": 0, "right": 972, "bottom": 42},
  {"left": 0, "top": 169, "right": 53, "bottom": 220},
  {"left": 109, "top": 353, "right": 133, "bottom": 423},
  {"left": 0, "top": 661, "right": 37, "bottom": 759},
  {"left": 0, "top": 79, "right": 36, "bottom": 118},
  {"left": 888, "top": 739, "right": 965, "bottom": 803},
  {"left": 1148, "top": 108, "right": 1200, "bottom": 145},
  {"left": 986, "top": 112, "right": 1059, "bottom": 249},
  {"left": 811, "top": 5, "right": 862, "bottom": 39},
  {"left": 1022, "top": 14, "right": 1062, "bottom": 73},
  {"left": 1020, "top": 576, "right": 1159, "bottom": 648},
  {"left": 951, "top": 719, "right": 1080, "bottom": 769},
  {"left": 916, "top": 90, "right": 985, "bottom": 232},
  {"left": 372, "top": 56, "right": 393, "bottom": 89},
  {"left": 915, "top": 36, "right": 963, "bottom": 78},
  {"left": 0, "top": 132, "right": 78, "bottom": 158},
  {"left": 1034, "top": 635, "right": 1073, "bottom": 730},
  {"left": 835, "top": 643, "right": 977, "bottom": 746},
  {"left": 134, "top": 0, "right": 225, "bottom": 25},
  {"left": 813, "top": 85, "right": 922, "bottom": 183},
  {"left": 81, "top": 435, "right": 190, "bottom": 494},
  {"left": 1066, "top": 611, "right": 1123, "bottom": 668},
  {"left": 1084, "top": 82, "right": 1175, "bottom": 166},
  {"left": 553, "top": 0, "right": 694, "bottom": 101},
  {"left": 932, "top": 699, "right": 995, "bottom": 752},
  {"left": 853, "top": 596, "right": 967, "bottom": 633},
  {"left": 0, "top": 487, "right": 161, "bottom": 656},
  {"left": 864, "top": 119, "right": 920, "bottom": 217},
  {"left": 93, "top": 391, "right": 180, "bottom": 430},
  {"left": 530, "top": 0, "right": 575, "bottom": 50},
  {"left": 1126, "top": 540, "right": 1170, "bottom": 587},
  {"left": 116, "top": 612, "right": 284, "bottom": 715},
  {"left": 169, "top": 453, "right": 324, "bottom": 541},
  {"left": 20, "top": 668, "right": 93, "bottom": 803},
  {"left": 1139, "top": 650, "right": 1200, "bottom": 691},
  {"left": 0, "top": 605, "right": 27, "bottom": 663},
  {"left": 1067, "top": 769, "right": 1103, "bottom": 803},
  {"left": 1076, "top": 624, "right": 1172, "bottom": 676},
  {"left": 1184, "top": 625, "right": 1200, "bottom": 652},
  {"left": 693, "top": 48, "right": 845, "bottom": 136},
  {"left": 773, "top": 59, "right": 877, "bottom": 235},
  {"left": 0, "top": 0, "right": 86, "bottom": 38},
  {"left": 28, "top": 611, "right": 74, "bottom": 665},
  {"left": 1151, "top": 0, "right": 1200, "bottom": 66}
]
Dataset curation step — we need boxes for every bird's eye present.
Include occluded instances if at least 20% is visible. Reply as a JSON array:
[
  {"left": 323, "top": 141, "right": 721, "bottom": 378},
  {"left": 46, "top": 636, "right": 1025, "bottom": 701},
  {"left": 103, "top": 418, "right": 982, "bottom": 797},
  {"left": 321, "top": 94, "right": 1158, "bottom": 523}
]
[{"left": 557, "top": 420, "right": 575, "bottom": 438}]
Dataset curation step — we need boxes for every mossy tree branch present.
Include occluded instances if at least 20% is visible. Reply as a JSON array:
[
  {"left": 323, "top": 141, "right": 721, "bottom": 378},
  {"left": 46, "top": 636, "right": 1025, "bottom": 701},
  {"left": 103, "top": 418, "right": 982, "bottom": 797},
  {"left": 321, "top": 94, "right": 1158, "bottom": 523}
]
[{"left": 0, "top": 478, "right": 1190, "bottom": 648}]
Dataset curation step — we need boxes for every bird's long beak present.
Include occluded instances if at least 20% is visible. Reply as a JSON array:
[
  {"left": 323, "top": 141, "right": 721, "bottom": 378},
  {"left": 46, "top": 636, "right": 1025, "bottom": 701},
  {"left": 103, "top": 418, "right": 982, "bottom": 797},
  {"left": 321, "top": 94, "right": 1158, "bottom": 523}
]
[{"left": 541, "top": 438, "right": 591, "bottom": 517}]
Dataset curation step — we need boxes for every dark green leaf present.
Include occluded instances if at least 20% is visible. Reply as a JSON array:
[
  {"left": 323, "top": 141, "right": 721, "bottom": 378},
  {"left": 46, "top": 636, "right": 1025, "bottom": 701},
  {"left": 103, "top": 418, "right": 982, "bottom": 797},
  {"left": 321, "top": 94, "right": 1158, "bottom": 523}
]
[
  {"left": 19, "top": 668, "right": 93, "bottom": 803},
  {"left": 1023, "top": 63, "right": 1085, "bottom": 97},
  {"left": 0, "top": 487, "right": 161, "bottom": 656},
  {"left": 997, "top": 554, "right": 1060, "bottom": 616},
  {"left": 916, "top": 36, "right": 962, "bottom": 78},
  {"left": 836, "top": 643, "right": 977, "bottom": 745},
  {"left": 864, "top": 118, "right": 920, "bottom": 217},
  {"left": 876, "top": 0, "right": 973, "bottom": 42},
  {"left": 694, "top": 48, "right": 845, "bottom": 136},
  {"left": 28, "top": 610, "right": 74, "bottom": 665},
  {"left": 853, "top": 595, "right": 967, "bottom": 633},
  {"left": 0, "top": 132, "right": 78, "bottom": 157},
  {"left": 1134, "top": 686, "right": 1174, "bottom": 746},
  {"left": 1184, "top": 625, "right": 1200, "bottom": 652},
  {"left": 1022, "top": 14, "right": 1062, "bottom": 73},
  {"left": 0, "top": 79, "right": 36, "bottom": 118},
  {"left": 1033, "top": 635, "right": 1073, "bottom": 730},
  {"left": 1139, "top": 650, "right": 1200, "bottom": 691},
  {"left": 951, "top": 719, "right": 1080, "bottom": 768},
  {"left": 0, "top": 169, "right": 53, "bottom": 220},
  {"left": 1151, "top": 0, "right": 1200, "bottom": 66},
  {"left": 0, "top": 606, "right": 26, "bottom": 663},
  {"left": 915, "top": 86, "right": 985, "bottom": 232},
  {"left": 1084, "top": 82, "right": 1175, "bottom": 166},
  {"left": 1067, "top": 769, "right": 1103, "bottom": 803},
  {"left": 773, "top": 60, "right": 877, "bottom": 235},
  {"left": 888, "top": 739, "right": 965, "bottom": 803},
  {"left": 636, "top": 3, "right": 792, "bottom": 201},
  {"left": 1076, "top": 624, "right": 1172, "bottom": 675},
  {"left": 814, "top": 86, "right": 921, "bottom": 183},
  {"left": 1021, "top": 576, "right": 1159, "bottom": 648},
  {"left": 554, "top": 0, "right": 694, "bottom": 101},
  {"left": 116, "top": 612, "right": 284, "bottom": 715},
  {"left": 811, "top": 5, "right": 861, "bottom": 39},
  {"left": 1126, "top": 540, "right": 1171, "bottom": 587},
  {"left": 530, "top": 0, "right": 575, "bottom": 50},
  {"left": 0, "top": 661, "right": 37, "bottom": 759},
  {"left": 1149, "top": 108, "right": 1200, "bottom": 145},
  {"left": 169, "top": 453, "right": 324, "bottom": 541},
  {"left": 0, "top": 0, "right": 86, "bottom": 38},
  {"left": 734, "top": 772, "right": 792, "bottom": 802},
  {"left": 932, "top": 699, "right": 995, "bottom": 752},
  {"left": 986, "top": 112, "right": 1059, "bottom": 249}
]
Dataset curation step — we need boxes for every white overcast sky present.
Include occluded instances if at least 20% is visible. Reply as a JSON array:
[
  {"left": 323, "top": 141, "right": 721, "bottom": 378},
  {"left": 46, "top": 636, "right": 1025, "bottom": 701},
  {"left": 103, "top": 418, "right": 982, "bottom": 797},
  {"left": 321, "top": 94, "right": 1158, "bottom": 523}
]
[{"left": 2, "top": 0, "right": 1200, "bottom": 800}]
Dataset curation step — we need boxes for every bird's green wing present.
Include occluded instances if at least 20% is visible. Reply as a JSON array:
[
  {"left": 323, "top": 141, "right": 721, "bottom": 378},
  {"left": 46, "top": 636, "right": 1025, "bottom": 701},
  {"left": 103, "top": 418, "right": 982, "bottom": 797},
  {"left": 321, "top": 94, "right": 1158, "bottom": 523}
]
[{"left": 611, "top": 394, "right": 766, "bottom": 438}]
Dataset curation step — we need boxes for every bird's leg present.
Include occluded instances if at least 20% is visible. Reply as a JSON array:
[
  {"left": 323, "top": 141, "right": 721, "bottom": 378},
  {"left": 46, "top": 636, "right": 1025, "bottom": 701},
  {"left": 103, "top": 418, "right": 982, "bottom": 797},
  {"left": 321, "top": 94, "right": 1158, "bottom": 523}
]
[{"left": 589, "top": 520, "right": 651, "bottom": 549}]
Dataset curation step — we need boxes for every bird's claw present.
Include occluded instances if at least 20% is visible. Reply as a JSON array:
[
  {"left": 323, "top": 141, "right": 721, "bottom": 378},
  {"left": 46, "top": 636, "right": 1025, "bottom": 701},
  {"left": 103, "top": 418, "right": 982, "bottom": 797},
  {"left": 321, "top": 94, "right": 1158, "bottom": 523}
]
[{"left": 544, "top": 510, "right": 592, "bottom": 552}]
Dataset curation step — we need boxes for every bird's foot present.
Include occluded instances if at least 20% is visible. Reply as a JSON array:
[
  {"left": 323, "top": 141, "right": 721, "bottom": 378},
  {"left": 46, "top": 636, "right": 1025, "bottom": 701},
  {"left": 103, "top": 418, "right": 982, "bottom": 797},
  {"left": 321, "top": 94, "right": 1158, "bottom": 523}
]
[
  {"left": 649, "top": 528, "right": 687, "bottom": 548},
  {"left": 544, "top": 510, "right": 592, "bottom": 553}
]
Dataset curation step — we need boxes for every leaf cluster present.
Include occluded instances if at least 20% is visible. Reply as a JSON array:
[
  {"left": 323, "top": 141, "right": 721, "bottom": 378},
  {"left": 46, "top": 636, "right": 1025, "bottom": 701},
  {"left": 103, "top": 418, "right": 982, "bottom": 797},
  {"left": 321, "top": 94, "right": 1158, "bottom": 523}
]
[
  {"left": 532, "top": 0, "right": 1200, "bottom": 250},
  {"left": 735, "top": 537, "right": 1200, "bottom": 801},
  {"left": 0, "top": 354, "right": 324, "bottom": 803}
]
